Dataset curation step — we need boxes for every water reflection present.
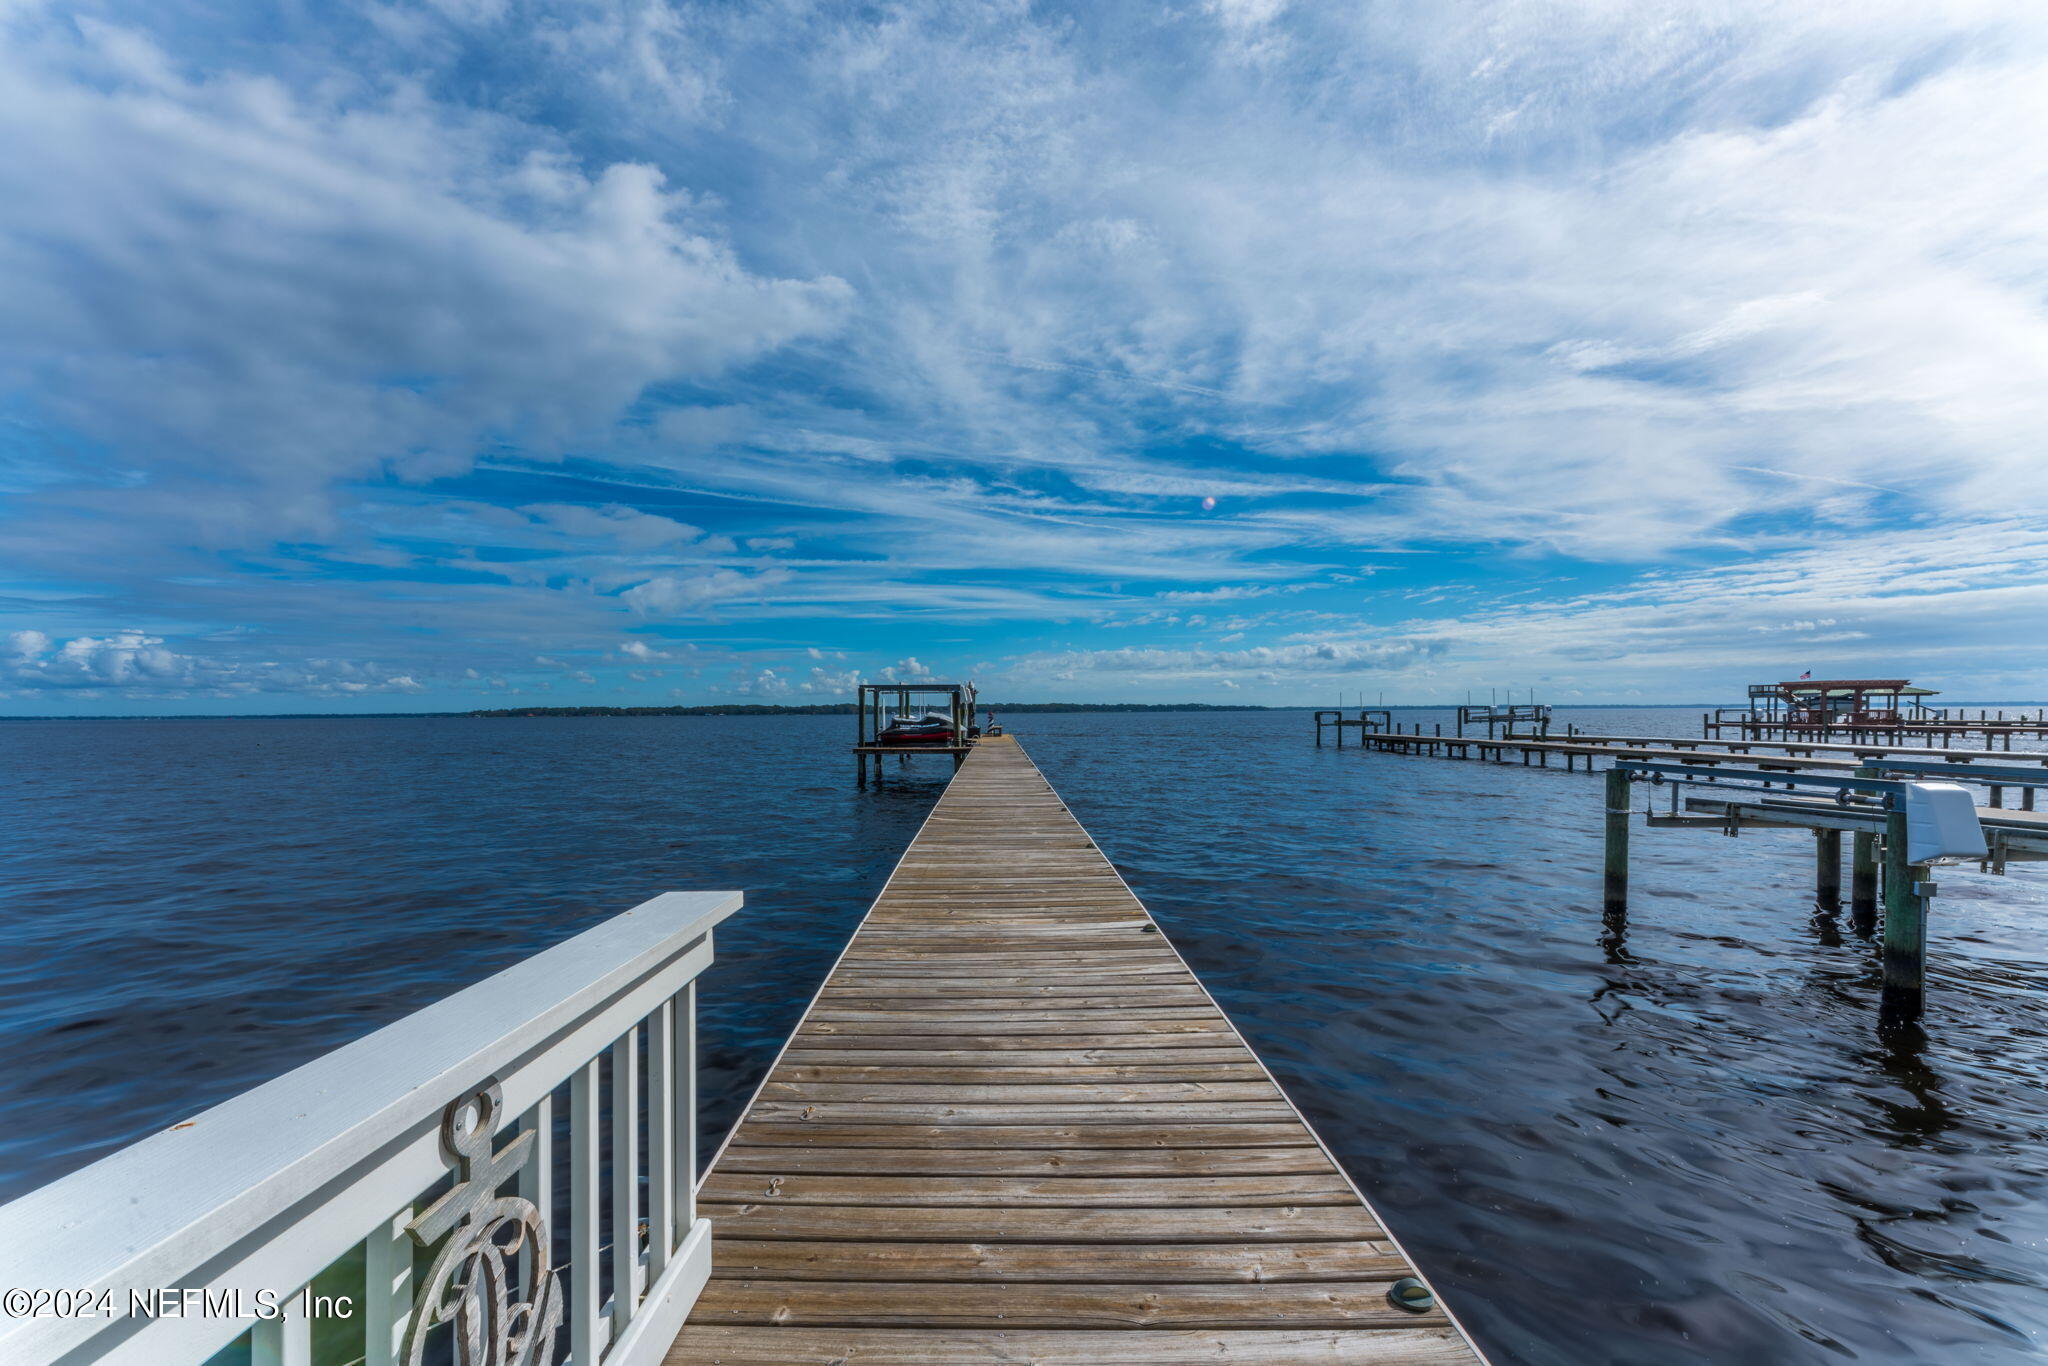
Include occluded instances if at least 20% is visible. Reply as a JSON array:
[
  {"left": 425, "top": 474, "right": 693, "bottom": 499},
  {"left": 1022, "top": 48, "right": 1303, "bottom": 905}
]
[{"left": 1867, "top": 1019, "right": 1955, "bottom": 1145}]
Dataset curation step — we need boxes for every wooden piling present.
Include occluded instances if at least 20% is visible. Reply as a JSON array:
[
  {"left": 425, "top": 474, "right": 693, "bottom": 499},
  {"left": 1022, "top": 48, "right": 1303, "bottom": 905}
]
[
  {"left": 1880, "top": 808, "right": 1928, "bottom": 1014},
  {"left": 1849, "top": 764, "right": 1879, "bottom": 934},
  {"left": 1603, "top": 767, "right": 1630, "bottom": 913},
  {"left": 1850, "top": 831, "right": 1878, "bottom": 934},
  {"left": 1815, "top": 829, "right": 1841, "bottom": 912}
]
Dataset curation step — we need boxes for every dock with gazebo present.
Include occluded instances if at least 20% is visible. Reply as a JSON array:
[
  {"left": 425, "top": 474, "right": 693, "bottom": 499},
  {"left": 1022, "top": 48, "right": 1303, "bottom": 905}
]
[{"left": 1707, "top": 678, "right": 2048, "bottom": 747}]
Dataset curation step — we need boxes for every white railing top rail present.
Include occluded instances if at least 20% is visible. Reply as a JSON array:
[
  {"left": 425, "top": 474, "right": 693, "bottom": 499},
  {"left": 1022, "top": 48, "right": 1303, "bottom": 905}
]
[{"left": 0, "top": 889, "right": 741, "bottom": 1366}]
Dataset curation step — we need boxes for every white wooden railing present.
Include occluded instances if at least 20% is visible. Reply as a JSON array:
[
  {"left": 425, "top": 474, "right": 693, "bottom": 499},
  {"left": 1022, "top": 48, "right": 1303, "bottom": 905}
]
[{"left": 0, "top": 890, "right": 741, "bottom": 1366}]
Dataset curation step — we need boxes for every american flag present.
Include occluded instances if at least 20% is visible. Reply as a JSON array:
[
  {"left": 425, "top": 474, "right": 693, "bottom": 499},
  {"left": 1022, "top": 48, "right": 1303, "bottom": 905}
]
[{"left": 1799, "top": 670, "right": 1811, "bottom": 679}]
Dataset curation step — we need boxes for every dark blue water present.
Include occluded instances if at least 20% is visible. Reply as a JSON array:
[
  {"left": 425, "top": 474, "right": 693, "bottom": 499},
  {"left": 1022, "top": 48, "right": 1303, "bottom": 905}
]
[{"left": 5, "top": 711, "right": 2048, "bottom": 1364}]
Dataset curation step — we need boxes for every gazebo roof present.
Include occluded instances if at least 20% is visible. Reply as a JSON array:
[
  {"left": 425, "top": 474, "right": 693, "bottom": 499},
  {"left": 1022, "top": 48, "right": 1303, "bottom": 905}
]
[{"left": 1771, "top": 679, "right": 1938, "bottom": 698}]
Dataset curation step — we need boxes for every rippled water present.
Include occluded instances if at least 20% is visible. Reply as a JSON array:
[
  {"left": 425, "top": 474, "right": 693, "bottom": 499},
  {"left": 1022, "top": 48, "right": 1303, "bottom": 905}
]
[{"left": 5, "top": 710, "right": 2048, "bottom": 1364}]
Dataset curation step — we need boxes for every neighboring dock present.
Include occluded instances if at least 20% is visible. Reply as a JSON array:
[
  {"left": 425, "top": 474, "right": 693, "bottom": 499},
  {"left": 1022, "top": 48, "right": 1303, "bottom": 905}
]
[
  {"left": 1705, "top": 678, "right": 2048, "bottom": 747},
  {"left": 1336, "top": 725, "right": 2046, "bottom": 788},
  {"left": 669, "top": 735, "right": 1484, "bottom": 1363},
  {"left": 1322, "top": 723, "right": 2048, "bottom": 858},
  {"left": 1309, "top": 711, "right": 2048, "bottom": 1020}
]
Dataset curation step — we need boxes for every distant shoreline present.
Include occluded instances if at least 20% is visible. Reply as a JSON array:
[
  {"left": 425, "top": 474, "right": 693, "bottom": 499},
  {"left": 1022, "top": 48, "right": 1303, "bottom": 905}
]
[{"left": 7, "top": 700, "right": 2044, "bottom": 721}]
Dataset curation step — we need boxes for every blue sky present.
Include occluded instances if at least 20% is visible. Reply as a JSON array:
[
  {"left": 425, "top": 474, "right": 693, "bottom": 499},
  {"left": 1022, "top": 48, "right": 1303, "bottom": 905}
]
[{"left": 3, "top": 0, "right": 2047, "bottom": 714}]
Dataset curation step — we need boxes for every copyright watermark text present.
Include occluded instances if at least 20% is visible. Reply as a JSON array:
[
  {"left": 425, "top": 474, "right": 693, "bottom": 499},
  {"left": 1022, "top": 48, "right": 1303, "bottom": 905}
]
[{"left": 3, "top": 1287, "right": 354, "bottom": 1321}]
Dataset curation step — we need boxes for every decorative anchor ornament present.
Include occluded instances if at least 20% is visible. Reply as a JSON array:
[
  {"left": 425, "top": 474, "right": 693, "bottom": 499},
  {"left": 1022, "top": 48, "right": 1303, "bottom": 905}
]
[{"left": 400, "top": 1084, "right": 563, "bottom": 1366}]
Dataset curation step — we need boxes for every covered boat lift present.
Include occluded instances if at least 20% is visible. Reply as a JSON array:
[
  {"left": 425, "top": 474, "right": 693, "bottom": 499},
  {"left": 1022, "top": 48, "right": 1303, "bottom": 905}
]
[
  {"left": 1694, "top": 677, "right": 2048, "bottom": 745},
  {"left": 854, "top": 680, "right": 978, "bottom": 782},
  {"left": 1749, "top": 678, "right": 1941, "bottom": 728}
]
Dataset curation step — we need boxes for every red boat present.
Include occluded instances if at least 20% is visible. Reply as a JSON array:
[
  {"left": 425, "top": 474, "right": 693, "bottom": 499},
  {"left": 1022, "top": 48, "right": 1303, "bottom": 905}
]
[{"left": 877, "top": 712, "right": 957, "bottom": 745}]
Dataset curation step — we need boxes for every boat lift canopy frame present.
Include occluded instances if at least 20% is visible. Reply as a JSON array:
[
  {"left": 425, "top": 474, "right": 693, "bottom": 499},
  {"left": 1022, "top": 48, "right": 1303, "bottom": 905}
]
[
  {"left": 855, "top": 681, "right": 978, "bottom": 748},
  {"left": 1614, "top": 759, "right": 1905, "bottom": 804}
]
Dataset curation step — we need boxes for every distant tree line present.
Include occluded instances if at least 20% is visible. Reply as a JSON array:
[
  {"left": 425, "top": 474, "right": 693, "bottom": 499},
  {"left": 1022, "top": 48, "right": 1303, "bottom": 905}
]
[{"left": 464, "top": 701, "right": 1281, "bottom": 717}]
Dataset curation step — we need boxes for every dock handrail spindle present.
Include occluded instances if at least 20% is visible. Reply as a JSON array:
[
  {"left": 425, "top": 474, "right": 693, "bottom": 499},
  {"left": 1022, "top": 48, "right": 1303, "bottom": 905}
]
[{"left": 0, "top": 890, "right": 742, "bottom": 1366}]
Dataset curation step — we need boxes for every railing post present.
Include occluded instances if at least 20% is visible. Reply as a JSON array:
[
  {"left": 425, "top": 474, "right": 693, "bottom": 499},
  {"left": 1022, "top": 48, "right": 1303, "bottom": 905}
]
[
  {"left": 517, "top": 1093, "right": 554, "bottom": 1304},
  {"left": 675, "top": 982, "right": 698, "bottom": 1235},
  {"left": 647, "top": 998, "right": 676, "bottom": 1282},
  {"left": 363, "top": 1207, "right": 413, "bottom": 1366},
  {"left": 570, "top": 1059, "right": 602, "bottom": 1366},
  {"left": 1603, "top": 767, "right": 1630, "bottom": 913},
  {"left": 611, "top": 1030, "right": 642, "bottom": 1321},
  {"left": 251, "top": 1293, "right": 311, "bottom": 1366}
]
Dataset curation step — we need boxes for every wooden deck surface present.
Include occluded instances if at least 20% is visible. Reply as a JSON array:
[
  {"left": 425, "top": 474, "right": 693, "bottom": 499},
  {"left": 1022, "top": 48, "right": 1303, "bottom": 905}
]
[{"left": 667, "top": 736, "right": 1484, "bottom": 1364}]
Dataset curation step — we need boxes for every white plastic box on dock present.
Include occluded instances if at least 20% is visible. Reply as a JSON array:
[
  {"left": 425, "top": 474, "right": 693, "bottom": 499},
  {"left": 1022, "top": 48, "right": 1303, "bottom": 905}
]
[{"left": 1902, "top": 782, "right": 1987, "bottom": 864}]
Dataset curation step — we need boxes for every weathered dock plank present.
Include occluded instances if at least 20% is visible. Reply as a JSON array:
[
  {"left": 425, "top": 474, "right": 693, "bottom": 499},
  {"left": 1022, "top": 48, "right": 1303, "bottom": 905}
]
[
  {"left": 691, "top": 1279, "right": 1447, "bottom": 1328},
  {"left": 703, "top": 1240, "right": 1410, "bottom": 1282},
  {"left": 673, "top": 1326, "right": 1477, "bottom": 1363},
  {"left": 667, "top": 736, "right": 1484, "bottom": 1364}
]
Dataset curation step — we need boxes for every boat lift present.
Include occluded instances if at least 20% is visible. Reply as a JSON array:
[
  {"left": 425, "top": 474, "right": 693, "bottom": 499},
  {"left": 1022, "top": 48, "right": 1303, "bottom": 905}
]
[
  {"left": 1601, "top": 759, "right": 1986, "bottom": 1020},
  {"left": 854, "top": 681, "right": 978, "bottom": 783}
]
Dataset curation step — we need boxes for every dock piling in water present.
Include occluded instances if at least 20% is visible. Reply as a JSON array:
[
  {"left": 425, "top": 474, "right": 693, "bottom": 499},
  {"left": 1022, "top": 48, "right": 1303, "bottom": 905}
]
[
  {"left": 1603, "top": 767, "right": 1631, "bottom": 913},
  {"left": 1850, "top": 765, "right": 1881, "bottom": 933},
  {"left": 1850, "top": 831, "right": 1879, "bottom": 933},
  {"left": 1815, "top": 829, "right": 1842, "bottom": 913},
  {"left": 1880, "top": 808, "right": 1929, "bottom": 1019}
]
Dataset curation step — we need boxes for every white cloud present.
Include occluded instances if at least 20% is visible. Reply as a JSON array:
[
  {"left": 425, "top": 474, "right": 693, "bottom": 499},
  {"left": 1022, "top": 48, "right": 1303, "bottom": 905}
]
[
  {"left": 2, "top": 629, "right": 434, "bottom": 698},
  {"left": 1155, "top": 584, "right": 1306, "bottom": 604},
  {"left": 0, "top": 11, "right": 848, "bottom": 544},
  {"left": 1007, "top": 639, "right": 1443, "bottom": 686},
  {"left": 521, "top": 504, "right": 708, "bottom": 550},
  {"left": 1009, "top": 520, "right": 2048, "bottom": 701},
  {"left": 699, "top": 0, "right": 2048, "bottom": 558},
  {"left": 620, "top": 567, "right": 789, "bottom": 616},
  {"left": 803, "top": 666, "right": 864, "bottom": 694},
  {"left": 6, "top": 630, "right": 51, "bottom": 661},
  {"left": 13, "top": 631, "right": 189, "bottom": 688},
  {"left": 880, "top": 656, "right": 934, "bottom": 682},
  {"left": 726, "top": 661, "right": 869, "bottom": 697}
]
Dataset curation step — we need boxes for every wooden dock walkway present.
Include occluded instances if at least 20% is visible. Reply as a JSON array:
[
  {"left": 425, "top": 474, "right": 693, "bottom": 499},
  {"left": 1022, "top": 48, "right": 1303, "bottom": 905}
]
[{"left": 667, "top": 736, "right": 1485, "bottom": 1364}]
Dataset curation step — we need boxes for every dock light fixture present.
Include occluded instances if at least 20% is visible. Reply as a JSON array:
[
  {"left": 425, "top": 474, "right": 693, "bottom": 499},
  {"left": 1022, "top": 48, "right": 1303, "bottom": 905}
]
[
  {"left": 1387, "top": 1277, "right": 1435, "bottom": 1313},
  {"left": 1897, "top": 781, "right": 1986, "bottom": 865}
]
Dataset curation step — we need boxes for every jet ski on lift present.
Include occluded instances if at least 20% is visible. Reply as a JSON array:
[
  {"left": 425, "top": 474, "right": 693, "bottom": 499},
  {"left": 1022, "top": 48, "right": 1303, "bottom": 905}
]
[{"left": 877, "top": 711, "right": 957, "bottom": 745}]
